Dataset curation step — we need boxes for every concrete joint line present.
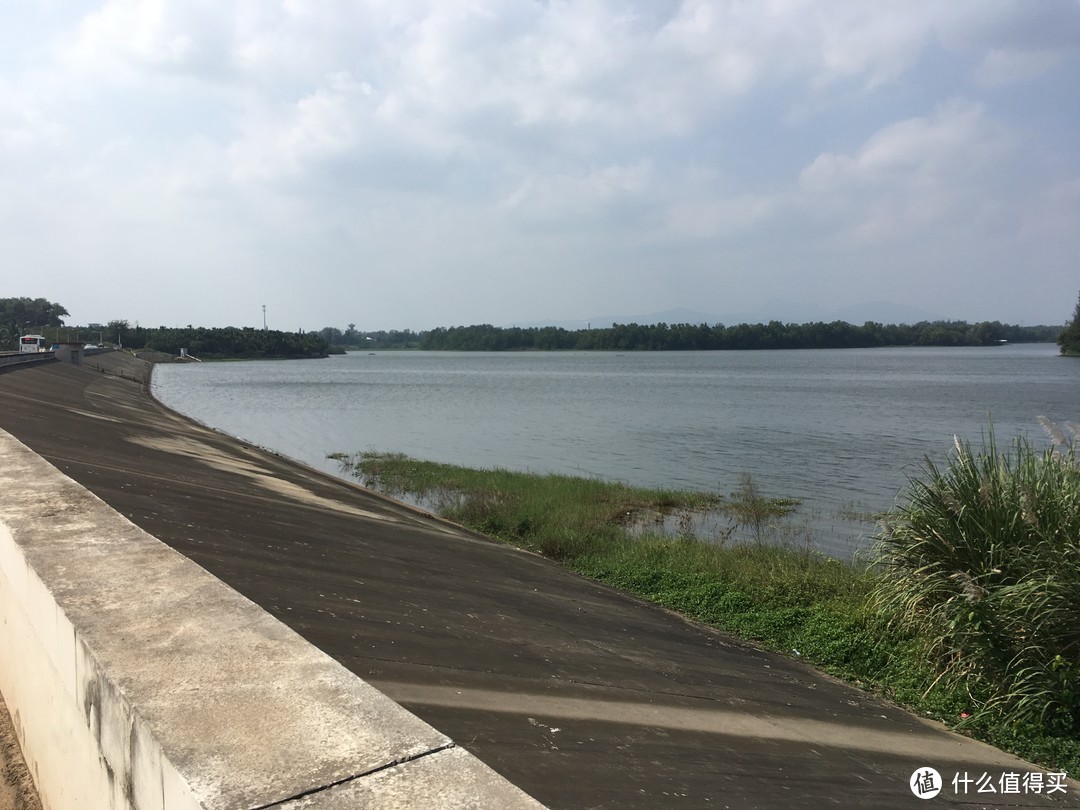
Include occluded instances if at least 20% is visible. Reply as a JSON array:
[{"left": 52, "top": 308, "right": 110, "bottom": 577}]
[{"left": 251, "top": 742, "right": 459, "bottom": 810}]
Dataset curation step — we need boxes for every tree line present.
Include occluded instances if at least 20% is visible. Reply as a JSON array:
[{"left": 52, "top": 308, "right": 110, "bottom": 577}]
[
  {"left": 411, "top": 319, "right": 1062, "bottom": 352},
  {"left": 0, "top": 301, "right": 329, "bottom": 359},
  {"left": 107, "top": 321, "right": 329, "bottom": 359},
  {"left": 317, "top": 325, "right": 422, "bottom": 351},
  {"left": 4, "top": 295, "right": 1074, "bottom": 357}
]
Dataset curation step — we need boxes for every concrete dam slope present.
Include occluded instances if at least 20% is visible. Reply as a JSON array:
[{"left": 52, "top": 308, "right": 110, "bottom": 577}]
[
  {"left": 0, "top": 355, "right": 1074, "bottom": 808},
  {"left": 0, "top": 357, "right": 543, "bottom": 809}
]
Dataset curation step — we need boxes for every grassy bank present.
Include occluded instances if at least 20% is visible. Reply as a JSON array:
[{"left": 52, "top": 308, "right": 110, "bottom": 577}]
[{"left": 330, "top": 448, "right": 1079, "bottom": 774}]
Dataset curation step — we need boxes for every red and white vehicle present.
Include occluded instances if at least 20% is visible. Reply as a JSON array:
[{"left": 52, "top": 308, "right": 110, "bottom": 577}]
[{"left": 19, "top": 334, "right": 48, "bottom": 353}]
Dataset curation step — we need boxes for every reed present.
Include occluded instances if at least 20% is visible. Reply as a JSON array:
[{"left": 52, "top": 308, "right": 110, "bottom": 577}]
[{"left": 869, "top": 429, "right": 1080, "bottom": 734}]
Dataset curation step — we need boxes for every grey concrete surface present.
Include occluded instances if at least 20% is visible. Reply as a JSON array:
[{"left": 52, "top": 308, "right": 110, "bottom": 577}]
[
  {"left": 0, "top": 429, "right": 542, "bottom": 809},
  {"left": 0, "top": 353, "right": 55, "bottom": 371},
  {"left": 0, "top": 354, "right": 1075, "bottom": 809},
  {"left": 279, "top": 747, "right": 552, "bottom": 810}
]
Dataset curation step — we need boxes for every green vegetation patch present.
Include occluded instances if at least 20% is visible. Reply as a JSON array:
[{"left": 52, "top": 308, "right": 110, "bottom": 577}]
[
  {"left": 1060, "top": 293, "right": 1080, "bottom": 356},
  {"left": 331, "top": 451, "right": 722, "bottom": 560},
  {"left": 414, "top": 320, "right": 1063, "bottom": 351},
  {"left": 331, "top": 446, "right": 1080, "bottom": 774},
  {"left": 871, "top": 427, "right": 1080, "bottom": 737}
]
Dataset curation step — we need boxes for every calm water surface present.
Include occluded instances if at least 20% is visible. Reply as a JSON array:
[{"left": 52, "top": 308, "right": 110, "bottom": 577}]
[{"left": 151, "top": 344, "right": 1079, "bottom": 557}]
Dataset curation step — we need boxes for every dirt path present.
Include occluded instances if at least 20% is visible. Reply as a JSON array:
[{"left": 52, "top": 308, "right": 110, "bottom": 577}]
[{"left": 0, "top": 694, "right": 40, "bottom": 810}]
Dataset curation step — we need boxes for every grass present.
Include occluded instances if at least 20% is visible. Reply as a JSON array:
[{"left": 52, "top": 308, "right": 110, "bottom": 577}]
[
  {"left": 330, "top": 446, "right": 1079, "bottom": 775},
  {"left": 331, "top": 450, "right": 722, "bottom": 560},
  {"left": 870, "top": 428, "right": 1080, "bottom": 742}
]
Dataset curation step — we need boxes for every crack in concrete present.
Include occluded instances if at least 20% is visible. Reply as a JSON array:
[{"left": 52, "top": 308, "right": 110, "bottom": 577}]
[{"left": 251, "top": 742, "right": 458, "bottom": 810}]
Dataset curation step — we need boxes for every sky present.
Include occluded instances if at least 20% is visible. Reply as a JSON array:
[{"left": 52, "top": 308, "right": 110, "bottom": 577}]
[{"left": 3, "top": 1, "right": 1079, "bottom": 332}]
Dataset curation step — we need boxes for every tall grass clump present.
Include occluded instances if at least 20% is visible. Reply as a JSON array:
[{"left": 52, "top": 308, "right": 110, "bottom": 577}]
[{"left": 870, "top": 428, "right": 1080, "bottom": 735}]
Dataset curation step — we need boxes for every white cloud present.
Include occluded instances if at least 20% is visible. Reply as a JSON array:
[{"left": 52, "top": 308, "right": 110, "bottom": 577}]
[
  {"left": 662, "top": 194, "right": 778, "bottom": 240},
  {"left": 938, "top": 0, "right": 1080, "bottom": 86},
  {"left": 653, "top": 97, "right": 1018, "bottom": 246},
  {"left": 228, "top": 71, "right": 376, "bottom": 183},
  {"left": 801, "top": 100, "right": 1007, "bottom": 189},
  {"left": 497, "top": 161, "right": 653, "bottom": 223},
  {"left": 0, "top": 87, "right": 64, "bottom": 150},
  {"left": 796, "top": 100, "right": 1015, "bottom": 246},
  {"left": 974, "top": 48, "right": 1069, "bottom": 87},
  {"left": 658, "top": 0, "right": 935, "bottom": 94},
  {"left": 2, "top": 0, "right": 1078, "bottom": 328},
  {"left": 62, "top": 0, "right": 236, "bottom": 79}
]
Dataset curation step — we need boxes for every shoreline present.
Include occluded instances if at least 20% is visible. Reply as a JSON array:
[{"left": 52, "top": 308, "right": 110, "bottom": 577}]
[
  {"left": 331, "top": 452, "right": 1080, "bottom": 778},
  {"left": 3, "top": 355, "right": 1073, "bottom": 802}
]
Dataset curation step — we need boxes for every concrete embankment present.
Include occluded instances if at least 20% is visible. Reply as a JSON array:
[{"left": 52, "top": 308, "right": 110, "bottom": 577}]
[
  {"left": 0, "top": 354, "right": 1076, "bottom": 808},
  {"left": 0, "top": 353, "right": 55, "bottom": 372},
  {"left": 0, "top": 429, "right": 543, "bottom": 808}
]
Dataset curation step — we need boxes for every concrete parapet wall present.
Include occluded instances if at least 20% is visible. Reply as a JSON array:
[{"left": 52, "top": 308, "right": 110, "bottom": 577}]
[
  {"left": 0, "top": 353, "right": 56, "bottom": 371},
  {"left": 0, "top": 429, "right": 544, "bottom": 809}
]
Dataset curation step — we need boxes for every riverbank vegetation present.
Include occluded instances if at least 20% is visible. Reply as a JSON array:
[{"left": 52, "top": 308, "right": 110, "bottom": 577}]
[
  {"left": 3, "top": 296, "right": 1066, "bottom": 356},
  {"left": 127, "top": 324, "right": 329, "bottom": 359},
  {"left": 57, "top": 320, "right": 327, "bottom": 359},
  {"left": 318, "top": 319, "right": 1065, "bottom": 352},
  {"left": 0, "top": 300, "right": 329, "bottom": 358},
  {"left": 418, "top": 320, "right": 1060, "bottom": 351},
  {"left": 873, "top": 428, "right": 1079, "bottom": 741},
  {"left": 1059, "top": 294, "right": 1080, "bottom": 356},
  {"left": 313, "top": 318, "right": 1062, "bottom": 352},
  {"left": 331, "top": 439, "right": 1080, "bottom": 774}
]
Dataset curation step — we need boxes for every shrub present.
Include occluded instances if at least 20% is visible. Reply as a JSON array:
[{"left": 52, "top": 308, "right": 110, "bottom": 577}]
[{"left": 870, "top": 430, "right": 1080, "bottom": 733}]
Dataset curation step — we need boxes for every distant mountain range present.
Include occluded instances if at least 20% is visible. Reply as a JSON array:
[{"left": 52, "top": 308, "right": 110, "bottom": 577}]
[{"left": 510, "top": 299, "right": 952, "bottom": 330}]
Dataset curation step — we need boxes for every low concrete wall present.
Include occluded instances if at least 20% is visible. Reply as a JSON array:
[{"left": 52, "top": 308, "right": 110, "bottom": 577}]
[
  {"left": 0, "top": 430, "right": 544, "bottom": 809},
  {"left": 0, "top": 353, "right": 56, "bottom": 372}
]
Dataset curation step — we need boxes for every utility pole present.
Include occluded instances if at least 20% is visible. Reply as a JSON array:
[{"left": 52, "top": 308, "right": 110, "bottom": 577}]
[{"left": 262, "top": 305, "right": 267, "bottom": 330}]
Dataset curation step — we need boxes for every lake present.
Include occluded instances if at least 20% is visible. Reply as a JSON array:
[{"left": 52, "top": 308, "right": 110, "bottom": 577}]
[{"left": 150, "top": 344, "right": 1079, "bottom": 558}]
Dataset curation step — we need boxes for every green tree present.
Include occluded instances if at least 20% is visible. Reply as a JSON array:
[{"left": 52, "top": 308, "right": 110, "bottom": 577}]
[
  {"left": 0, "top": 297, "right": 69, "bottom": 347},
  {"left": 105, "top": 319, "right": 129, "bottom": 347},
  {"left": 319, "top": 326, "right": 344, "bottom": 345},
  {"left": 1059, "top": 292, "right": 1080, "bottom": 356}
]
